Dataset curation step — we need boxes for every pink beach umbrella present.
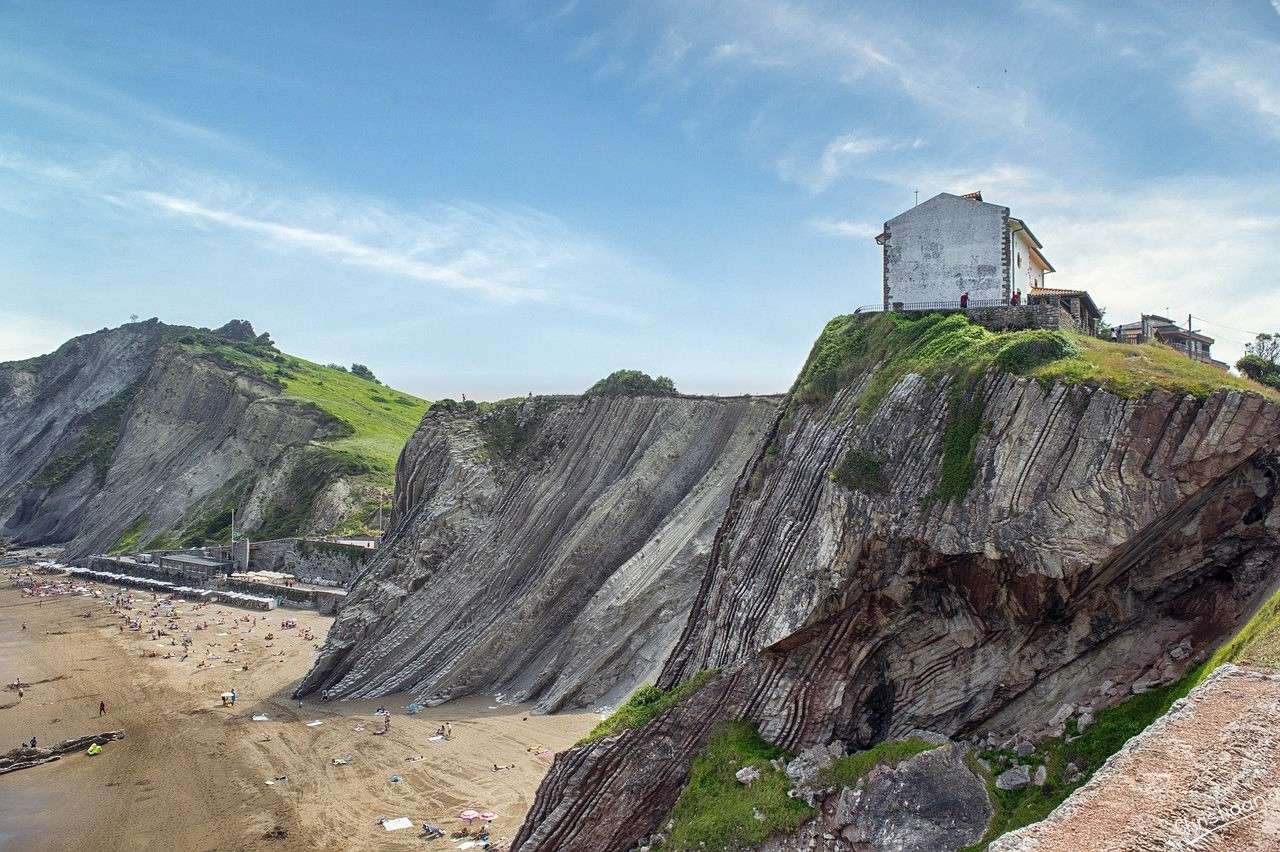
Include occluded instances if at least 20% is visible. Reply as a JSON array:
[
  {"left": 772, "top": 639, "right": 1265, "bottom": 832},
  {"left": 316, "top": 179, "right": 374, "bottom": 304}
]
[
  {"left": 479, "top": 812, "right": 497, "bottom": 823},
  {"left": 458, "top": 809, "right": 481, "bottom": 826}
]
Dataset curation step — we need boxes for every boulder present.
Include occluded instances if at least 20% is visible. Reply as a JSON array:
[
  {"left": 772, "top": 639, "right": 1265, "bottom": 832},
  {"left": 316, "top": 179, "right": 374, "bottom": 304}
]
[{"left": 997, "top": 765, "right": 1032, "bottom": 791}]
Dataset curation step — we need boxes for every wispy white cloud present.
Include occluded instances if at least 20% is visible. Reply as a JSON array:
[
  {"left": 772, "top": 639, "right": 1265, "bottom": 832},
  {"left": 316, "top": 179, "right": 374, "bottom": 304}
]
[
  {"left": 136, "top": 192, "right": 546, "bottom": 302},
  {"left": 1183, "top": 42, "right": 1280, "bottom": 141},
  {"left": 1025, "top": 175, "right": 1280, "bottom": 365},
  {"left": 779, "top": 132, "right": 927, "bottom": 193},
  {"left": 809, "top": 218, "right": 880, "bottom": 239},
  {"left": 0, "top": 49, "right": 248, "bottom": 155},
  {"left": 546, "top": 0, "right": 1058, "bottom": 143},
  {"left": 0, "top": 145, "right": 663, "bottom": 314}
]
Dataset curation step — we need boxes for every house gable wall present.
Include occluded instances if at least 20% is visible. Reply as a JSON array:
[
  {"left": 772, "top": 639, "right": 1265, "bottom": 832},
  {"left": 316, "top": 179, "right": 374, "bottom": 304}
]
[{"left": 882, "top": 193, "right": 1009, "bottom": 308}]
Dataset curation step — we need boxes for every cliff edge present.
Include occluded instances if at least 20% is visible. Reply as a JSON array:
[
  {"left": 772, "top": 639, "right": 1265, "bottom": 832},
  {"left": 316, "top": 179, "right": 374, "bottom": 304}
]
[{"left": 513, "top": 312, "right": 1280, "bottom": 851}]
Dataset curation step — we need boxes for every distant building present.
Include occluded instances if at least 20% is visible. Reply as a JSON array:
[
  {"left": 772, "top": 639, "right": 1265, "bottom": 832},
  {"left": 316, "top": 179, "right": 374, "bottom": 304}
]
[
  {"left": 1027, "top": 286, "right": 1102, "bottom": 337},
  {"left": 157, "top": 552, "right": 233, "bottom": 582},
  {"left": 875, "top": 191, "right": 1054, "bottom": 310},
  {"left": 330, "top": 535, "right": 379, "bottom": 550},
  {"left": 1114, "top": 314, "right": 1227, "bottom": 369}
]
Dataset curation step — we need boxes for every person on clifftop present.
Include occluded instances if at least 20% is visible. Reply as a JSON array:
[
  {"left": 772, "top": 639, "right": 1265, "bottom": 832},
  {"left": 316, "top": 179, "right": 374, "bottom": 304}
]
[{"left": 960, "top": 291, "right": 969, "bottom": 309}]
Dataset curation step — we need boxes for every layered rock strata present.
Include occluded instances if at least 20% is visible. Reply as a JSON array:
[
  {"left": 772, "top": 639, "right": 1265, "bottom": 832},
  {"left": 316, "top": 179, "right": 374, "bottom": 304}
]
[
  {"left": 297, "top": 393, "right": 779, "bottom": 712},
  {"left": 514, "top": 359, "right": 1280, "bottom": 850},
  {"left": 2, "top": 320, "right": 359, "bottom": 557}
]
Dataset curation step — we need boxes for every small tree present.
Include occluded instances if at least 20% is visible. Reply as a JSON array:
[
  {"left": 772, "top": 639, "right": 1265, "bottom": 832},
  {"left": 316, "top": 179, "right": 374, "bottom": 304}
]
[
  {"left": 350, "top": 363, "right": 378, "bottom": 383},
  {"left": 1237, "top": 333, "right": 1280, "bottom": 390},
  {"left": 1245, "top": 333, "right": 1280, "bottom": 365}
]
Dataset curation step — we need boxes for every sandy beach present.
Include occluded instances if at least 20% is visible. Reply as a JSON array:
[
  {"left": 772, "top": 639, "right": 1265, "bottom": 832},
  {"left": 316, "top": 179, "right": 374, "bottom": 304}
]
[{"left": 0, "top": 571, "right": 597, "bottom": 851}]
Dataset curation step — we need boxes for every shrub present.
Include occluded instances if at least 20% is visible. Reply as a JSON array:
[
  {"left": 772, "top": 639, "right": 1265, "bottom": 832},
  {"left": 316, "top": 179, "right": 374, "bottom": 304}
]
[
  {"left": 350, "top": 363, "right": 378, "bottom": 383},
  {"left": 1237, "top": 354, "right": 1280, "bottom": 390},
  {"left": 581, "top": 671, "right": 714, "bottom": 743},
  {"left": 831, "top": 448, "right": 885, "bottom": 493},
  {"left": 585, "top": 369, "right": 678, "bottom": 397}
]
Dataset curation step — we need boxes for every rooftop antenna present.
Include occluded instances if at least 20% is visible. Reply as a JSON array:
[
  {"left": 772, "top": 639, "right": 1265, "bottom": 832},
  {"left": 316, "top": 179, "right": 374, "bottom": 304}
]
[{"left": 914, "top": 188, "right": 919, "bottom": 207}]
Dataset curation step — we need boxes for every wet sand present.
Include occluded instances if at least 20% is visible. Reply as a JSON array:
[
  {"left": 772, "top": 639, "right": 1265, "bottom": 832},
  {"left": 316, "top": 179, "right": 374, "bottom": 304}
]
[{"left": 0, "top": 576, "right": 597, "bottom": 851}]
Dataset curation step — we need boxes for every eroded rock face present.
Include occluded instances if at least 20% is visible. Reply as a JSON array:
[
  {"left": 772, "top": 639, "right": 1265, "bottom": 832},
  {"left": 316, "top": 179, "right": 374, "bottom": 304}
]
[
  {"left": 514, "top": 365, "right": 1280, "bottom": 851},
  {"left": 0, "top": 320, "right": 350, "bottom": 557},
  {"left": 296, "top": 393, "right": 779, "bottom": 711},
  {"left": 760, "top": 742, "right": 991, "bottom": 852}
]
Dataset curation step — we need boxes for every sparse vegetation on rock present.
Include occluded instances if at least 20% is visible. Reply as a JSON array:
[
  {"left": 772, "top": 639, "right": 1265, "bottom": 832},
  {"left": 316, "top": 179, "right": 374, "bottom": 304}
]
[{"left": 661, "top": 720, "right": 812, "bottom": 850}]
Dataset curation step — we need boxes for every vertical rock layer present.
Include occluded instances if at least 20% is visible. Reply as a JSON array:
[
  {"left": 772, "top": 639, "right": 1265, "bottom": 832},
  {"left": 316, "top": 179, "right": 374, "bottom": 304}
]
[
  {"left": 296, "top": 393, "right": 779, "bottom": 712},
  {"left": 514, "top": 361, "right": 1280, "bottom": 851}
]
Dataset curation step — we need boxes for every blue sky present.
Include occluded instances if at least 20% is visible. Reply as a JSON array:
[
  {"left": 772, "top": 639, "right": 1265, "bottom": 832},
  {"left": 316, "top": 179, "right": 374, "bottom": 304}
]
[{"left": 2, "top": 1, "right": 1278, "bottom": 398}]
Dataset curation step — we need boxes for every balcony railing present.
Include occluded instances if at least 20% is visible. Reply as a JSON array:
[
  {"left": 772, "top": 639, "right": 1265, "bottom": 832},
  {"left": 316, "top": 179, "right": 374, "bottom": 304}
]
[{"left": 888, "top": 298, "right": 1011, "bottom": 312}]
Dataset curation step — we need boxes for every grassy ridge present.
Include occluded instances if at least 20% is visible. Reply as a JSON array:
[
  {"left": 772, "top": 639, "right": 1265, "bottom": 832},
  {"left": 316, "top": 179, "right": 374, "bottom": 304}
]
[
  {"left": 798, "top": 312, "right": 1278, "bottom": 503},
  {"left": 178, "top": 336, "right": 428, "bottom": 478},
  {"left": 1035, "top": 334, "right": 1280, "bottom": 401}
]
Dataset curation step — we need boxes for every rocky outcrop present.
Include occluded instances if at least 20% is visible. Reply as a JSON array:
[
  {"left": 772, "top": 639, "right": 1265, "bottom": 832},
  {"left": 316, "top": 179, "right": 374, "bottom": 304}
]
[
  {"left": 297, "top": 393, "right": 779, "bottom": 712},
  {"left": 0, "top": 319, "right": 373, "bottom": 557},
  {"left": 760, "top": 741, "right": 991, "bottom": 852},
  {"left": 513, "top": 323, "right": 1280, "bottom": 850}
]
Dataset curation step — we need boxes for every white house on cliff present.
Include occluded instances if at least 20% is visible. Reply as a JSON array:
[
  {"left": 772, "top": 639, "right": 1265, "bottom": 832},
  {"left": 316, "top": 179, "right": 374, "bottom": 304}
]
[{"left": 874, "top": 191, "right": 1100, "bottom": 335}]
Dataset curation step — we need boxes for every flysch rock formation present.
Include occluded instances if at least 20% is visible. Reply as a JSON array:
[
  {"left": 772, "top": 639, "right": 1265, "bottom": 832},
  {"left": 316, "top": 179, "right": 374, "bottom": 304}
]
[
  {"left": 2, "top": 319, "right": 353, "bottom": 557},
  {"left": 296, "top": 393, "right": 779, "bottom": 712},
  {"left": 513, "top": 326, "right": 1280, "bottom": 850}
]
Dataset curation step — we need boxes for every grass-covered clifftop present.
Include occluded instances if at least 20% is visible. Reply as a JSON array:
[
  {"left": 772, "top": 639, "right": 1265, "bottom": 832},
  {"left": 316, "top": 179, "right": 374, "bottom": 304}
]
[
  {"left": 177, "top": 332, "right": 428, "bottom": 477},
  {"left": 793, "top": 312, "right": 1279, "bottom": 503},
  {"left": 794, "top": 311, "right": 1279, "bottom": 409},
  {"left": 169, "top": 330, "right": 428, "bottom": 541}
]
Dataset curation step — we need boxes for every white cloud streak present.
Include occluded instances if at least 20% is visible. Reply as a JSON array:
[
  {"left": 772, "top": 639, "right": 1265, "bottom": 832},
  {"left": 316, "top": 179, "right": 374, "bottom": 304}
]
[
  {"left": 0, "top": 49, "right": 248, "bottom": 155},
  {"left": 809, "top": 218, "right": 880, "bottom": 239},
  {"left": 1183, "top": 43, "right": 1280, "bottom": 141},
  {"left": 0, "top": 146, "right": 662, "bottom": 314},
  {"left": 137, "top": 192, "right": 545, "bottom": 302}
]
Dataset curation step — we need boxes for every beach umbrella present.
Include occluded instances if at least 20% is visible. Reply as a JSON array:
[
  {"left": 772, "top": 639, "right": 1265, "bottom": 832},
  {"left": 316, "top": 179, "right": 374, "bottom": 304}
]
[
  {"left": 458, "top": 809, "right": 480, "bottom": 825},
  {"left": 479, "top": 811, "right": 496, "bottom": 822}
]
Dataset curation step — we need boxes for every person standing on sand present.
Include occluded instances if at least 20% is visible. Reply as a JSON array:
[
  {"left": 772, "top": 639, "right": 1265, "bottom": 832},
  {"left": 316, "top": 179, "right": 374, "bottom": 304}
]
[{"left": 99, "top": 700, "right": 106, "bottom": 717}]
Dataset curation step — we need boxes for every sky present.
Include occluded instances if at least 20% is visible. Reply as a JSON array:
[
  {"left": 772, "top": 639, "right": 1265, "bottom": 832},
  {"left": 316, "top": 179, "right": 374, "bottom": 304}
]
[{"left": 1, "top": 0, "right": 1278, "bottom": 399}]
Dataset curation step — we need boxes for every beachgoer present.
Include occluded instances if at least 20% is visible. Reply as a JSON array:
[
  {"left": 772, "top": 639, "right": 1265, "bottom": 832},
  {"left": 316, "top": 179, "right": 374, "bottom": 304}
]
[
  {"left": 29, "top": 736, "right": 36, "bottom": 748},
  {"left": 231, "top": 688, "right": 237, "bottom": 705},
  {"left": 445, "top": 722, "right": 452, "bottom": 738},
  {"left": 99, "top": 700, "right": 106, "bottom": 717}
]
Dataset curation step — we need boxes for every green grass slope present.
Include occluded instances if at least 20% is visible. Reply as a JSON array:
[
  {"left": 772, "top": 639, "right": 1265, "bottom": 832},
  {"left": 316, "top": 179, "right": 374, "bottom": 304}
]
[
  {"left": 792, "top": 312, "right": 1279, "bottom": 505},
  {"left": 161, "top": 330, "right": 428, "bottom": 542},
  {"left": 177, "top": 333, "right": 428, "bottom": 478}
]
